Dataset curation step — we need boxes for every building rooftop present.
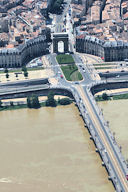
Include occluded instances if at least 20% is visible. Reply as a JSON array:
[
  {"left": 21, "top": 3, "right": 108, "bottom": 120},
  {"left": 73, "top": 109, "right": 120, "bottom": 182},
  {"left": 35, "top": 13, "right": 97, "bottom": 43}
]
[{"left": 73, "top": 0, "right": 128, "bottom": 43}]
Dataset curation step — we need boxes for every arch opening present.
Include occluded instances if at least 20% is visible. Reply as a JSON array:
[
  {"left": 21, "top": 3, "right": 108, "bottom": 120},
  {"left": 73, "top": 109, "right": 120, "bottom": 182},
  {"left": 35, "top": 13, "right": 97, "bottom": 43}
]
[{"left": 58, "top": 41, "right": 64, "bottom": 53}]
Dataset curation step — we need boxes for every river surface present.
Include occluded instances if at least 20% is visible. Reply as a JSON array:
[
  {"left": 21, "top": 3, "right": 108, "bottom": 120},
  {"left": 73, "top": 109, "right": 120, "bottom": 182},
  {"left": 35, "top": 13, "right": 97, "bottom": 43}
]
[
  {"left": 98, "top": 100, "right": 128, "bottom": 160},
  {"left": 0, "top": 104, "right": 114, "bottom": 192}
]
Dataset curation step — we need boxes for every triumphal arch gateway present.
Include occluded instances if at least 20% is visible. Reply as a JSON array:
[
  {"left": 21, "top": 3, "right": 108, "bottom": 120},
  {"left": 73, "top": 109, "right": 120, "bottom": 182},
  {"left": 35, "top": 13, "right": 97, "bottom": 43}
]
[{"left": 52, "top": 33, "right": 69, "bottom": 53}]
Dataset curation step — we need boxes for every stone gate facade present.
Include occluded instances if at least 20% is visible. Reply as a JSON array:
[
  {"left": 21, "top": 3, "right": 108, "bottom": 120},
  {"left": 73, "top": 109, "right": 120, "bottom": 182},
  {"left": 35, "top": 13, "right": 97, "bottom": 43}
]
[{"left": 52, "top": 33, "right": 69, "bottom": 53}]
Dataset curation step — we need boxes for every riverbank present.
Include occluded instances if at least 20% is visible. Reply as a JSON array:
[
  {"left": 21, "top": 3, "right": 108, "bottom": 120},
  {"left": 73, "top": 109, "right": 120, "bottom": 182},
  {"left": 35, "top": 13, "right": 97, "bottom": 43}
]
[
  {"left": 0, "top": 95, "right": 73, "bottom": 111},
  {"left": 95, "top": 88, "right": 128, "bottom": 101},
  {"left": 95, "top": 93, "right": 128, "bottom": 101}
]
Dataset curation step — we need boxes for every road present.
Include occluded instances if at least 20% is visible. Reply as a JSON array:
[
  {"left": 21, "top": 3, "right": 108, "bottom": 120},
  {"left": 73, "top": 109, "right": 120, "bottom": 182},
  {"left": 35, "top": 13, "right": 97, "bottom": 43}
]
[{"left": 55, "top": 0, "right": 71, "bottom": 33}]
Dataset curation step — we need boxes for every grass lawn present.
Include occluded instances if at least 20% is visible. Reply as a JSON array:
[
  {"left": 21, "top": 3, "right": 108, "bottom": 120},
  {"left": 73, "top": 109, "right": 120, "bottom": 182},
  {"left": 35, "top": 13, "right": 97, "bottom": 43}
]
[
  {"left": 56, "top": 54, "right": 83, "bottom": 81},
  {"left": 95, "top": 93, "right": 128, "bottom": 101},
  {"left": 70, "top": 70, "right": 83, "bottom": 81},
  {"left": 95, "top": 95, "right": 111, "bottom": 102},
  {"left": 0, "top": 99, "right": 73, "bottom": 111},
  {"left": 113, "top": 93, "right": 128, "bottom": 100},
  {"left": 56, "top": 54, "right": 75, "bottom": 64},
  {"left": 95, "top": 66, "right": 113, "bottom": 70},
  {"left": 0, "top": 104, "right": 27, "bottom": 111},
  {"left": 94, "top": 63, "right": 117, "bottom": 66},
  {"left": 61, "top": 64, "right": 83, "bottom": 81}
]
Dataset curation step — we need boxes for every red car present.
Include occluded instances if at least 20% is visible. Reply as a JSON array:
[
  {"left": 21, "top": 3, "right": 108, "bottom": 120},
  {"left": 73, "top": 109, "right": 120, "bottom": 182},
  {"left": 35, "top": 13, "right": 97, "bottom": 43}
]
[{"left": 60, "top": 75, "right": 63, "bottom": 78}]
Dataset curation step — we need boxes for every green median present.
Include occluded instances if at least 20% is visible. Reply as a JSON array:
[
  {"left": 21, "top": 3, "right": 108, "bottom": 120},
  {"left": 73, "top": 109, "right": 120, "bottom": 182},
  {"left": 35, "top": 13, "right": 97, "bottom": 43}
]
[
  {"left": 56, "top": 54, "right": 75, "bottom": 64},
  {"left": 61, "top": 65, "right": 83, "bottom": 81},
  {"left": 56, "top": 54, "right": 83, "bottom": 81}
]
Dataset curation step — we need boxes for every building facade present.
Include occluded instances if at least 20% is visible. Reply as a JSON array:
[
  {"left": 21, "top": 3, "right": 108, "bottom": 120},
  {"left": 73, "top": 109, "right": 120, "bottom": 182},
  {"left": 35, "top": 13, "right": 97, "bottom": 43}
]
[
  {"left": 0, "top": 35, "right": 49, "bottom": 68},
  {"left": 76, "top": 35, "right": 128, "bottom": 61}
]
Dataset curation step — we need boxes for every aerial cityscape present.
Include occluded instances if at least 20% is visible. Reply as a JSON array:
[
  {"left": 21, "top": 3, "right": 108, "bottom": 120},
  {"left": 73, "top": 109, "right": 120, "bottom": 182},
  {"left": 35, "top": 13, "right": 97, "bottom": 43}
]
[{"left": 1, "top": 0, "right": 128, "bottom": 191}]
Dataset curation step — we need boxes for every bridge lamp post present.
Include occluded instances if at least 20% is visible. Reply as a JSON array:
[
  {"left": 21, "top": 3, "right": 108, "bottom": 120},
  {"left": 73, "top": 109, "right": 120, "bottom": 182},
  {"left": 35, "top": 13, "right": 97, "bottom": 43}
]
[{"left": 119, "top": 146, "right": 122, "bottom": 153}]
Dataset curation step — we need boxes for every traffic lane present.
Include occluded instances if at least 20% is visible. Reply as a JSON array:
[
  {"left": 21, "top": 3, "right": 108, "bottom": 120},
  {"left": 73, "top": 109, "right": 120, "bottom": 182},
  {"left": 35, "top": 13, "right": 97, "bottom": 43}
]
[
  {"left": 102, "top": 75, "right": 128, "bottom": 81},
  {"left": 73, "top": 54, "right": 92, "bottom": 82},
  {"left": 48, "top": 54, "right": 68, "bottom": 84}
]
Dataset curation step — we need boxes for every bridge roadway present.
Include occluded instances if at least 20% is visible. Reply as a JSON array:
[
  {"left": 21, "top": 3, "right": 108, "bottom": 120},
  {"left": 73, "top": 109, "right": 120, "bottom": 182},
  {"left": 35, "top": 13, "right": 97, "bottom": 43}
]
[
  {"left": 1, "top": 53, "right": 128, "bottom": 191},
  {"left": 76, "top": 85, "right": 128, "bottom": 192}
]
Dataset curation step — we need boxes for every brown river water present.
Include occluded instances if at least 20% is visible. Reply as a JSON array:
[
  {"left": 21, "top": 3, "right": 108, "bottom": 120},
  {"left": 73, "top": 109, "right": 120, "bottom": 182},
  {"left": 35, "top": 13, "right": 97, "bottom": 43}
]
[
  {"left": 0, "top": 104, "right": 114, "bottom": 192},
  {"left": 98, "top": 99, "right": 128, "bottom": 161}
]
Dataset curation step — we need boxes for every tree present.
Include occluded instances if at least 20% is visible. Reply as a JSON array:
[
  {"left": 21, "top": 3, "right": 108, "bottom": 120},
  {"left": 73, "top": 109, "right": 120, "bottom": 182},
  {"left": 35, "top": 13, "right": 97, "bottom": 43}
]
[
  {"left": 102, "top": 93, "right": 108, "bottom": 100},
  {"left": 69, "top": 65, "right": 72, "bottom": 70},
  {"left": 6, "top": 73, "right": 9, "bottom": 79},
  {"left": 4, "top": 68, "right": 8, "bottom": 73},
  {"left": 50, "top": 0, "right": 64, "bottom": 13},
  {"left": 22, "top": 66, "right": 27, "bottom": 72},
  {"left": 24, "top": 71, "right": 28, "bottom": 78},
  {"left": 32, "top": 95, "right": 40, "bottom": 108},
  {"left": 59, "top": 98, "right": 71, "bottom": 105},
  {"left": 58, "top": 97, "right": 60, "bottom": 103},
  {"left": 10, "top": 101, "right": 14, "bottom": 106},
  {"left": 46, "top": 91, "right": 56, "bottom": 107},
  {"left": 0, "top": 100, "right": 2, "bottom": 108},
  {"left": 27, "top": 95, "right": 40, "bottom": 109},
  {"left": 27, "top": 96, "right": 32, "bottom": 108},
  {"left": 15, "top": 73, "right": 18, "bottom": 78}
]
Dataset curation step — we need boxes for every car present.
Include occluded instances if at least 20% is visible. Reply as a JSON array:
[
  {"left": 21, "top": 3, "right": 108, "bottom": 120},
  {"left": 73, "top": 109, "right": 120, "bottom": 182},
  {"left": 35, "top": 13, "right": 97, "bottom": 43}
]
[
  {"left": 74, "top": 82, "right": 79, "bottom": 84},
  {"left": 60, "top": 75, "right": 63, "bottom": 78},
  {"left": 116, "top": 75, "right": 120, "bottom": 78}
]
